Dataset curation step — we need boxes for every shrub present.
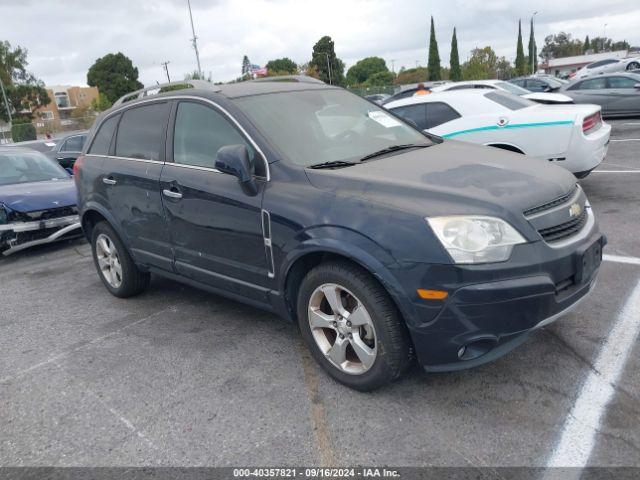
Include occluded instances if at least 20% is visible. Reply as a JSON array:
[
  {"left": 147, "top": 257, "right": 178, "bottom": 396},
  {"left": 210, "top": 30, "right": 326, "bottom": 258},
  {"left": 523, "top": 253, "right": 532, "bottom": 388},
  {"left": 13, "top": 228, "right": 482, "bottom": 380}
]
[{"left": 11, "top": 121, "right": 36, "bottom": 142}]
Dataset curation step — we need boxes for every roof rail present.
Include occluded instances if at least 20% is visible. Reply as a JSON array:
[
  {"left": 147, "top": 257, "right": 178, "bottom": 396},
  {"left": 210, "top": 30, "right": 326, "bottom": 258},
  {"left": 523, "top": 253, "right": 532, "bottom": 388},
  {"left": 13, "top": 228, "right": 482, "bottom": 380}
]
[
  {"left": 113, "top": 80, "right": 221, "bottom": 106},
  {"left": 249, "top": 75, "right": 326, "bottom": 85}
]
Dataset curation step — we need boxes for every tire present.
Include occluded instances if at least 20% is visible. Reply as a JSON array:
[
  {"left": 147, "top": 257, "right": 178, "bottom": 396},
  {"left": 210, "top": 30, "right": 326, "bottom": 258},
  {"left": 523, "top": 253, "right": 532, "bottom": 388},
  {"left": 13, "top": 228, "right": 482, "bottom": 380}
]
[
  {"left": 297, "top": 260, "right": 413, "bottom": 391},
  {"left": 626, "top": 62, "right": 640, "bottom": 71},
  {"left": 91, "top": 221, "right": 150, "bottom": 298}
]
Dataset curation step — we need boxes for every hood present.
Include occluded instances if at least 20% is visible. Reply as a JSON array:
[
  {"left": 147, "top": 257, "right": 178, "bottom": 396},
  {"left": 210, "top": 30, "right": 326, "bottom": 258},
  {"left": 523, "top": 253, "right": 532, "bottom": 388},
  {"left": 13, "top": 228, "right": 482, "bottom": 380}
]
[
  {"left": 523, "top": 92, "right": 574, "bottom": 104},
  {"left": 0, "top": 178, "right": 77, "bottom": 213},
  {"left": 305, "top": 140, "right": 576, "bottom": 220}
]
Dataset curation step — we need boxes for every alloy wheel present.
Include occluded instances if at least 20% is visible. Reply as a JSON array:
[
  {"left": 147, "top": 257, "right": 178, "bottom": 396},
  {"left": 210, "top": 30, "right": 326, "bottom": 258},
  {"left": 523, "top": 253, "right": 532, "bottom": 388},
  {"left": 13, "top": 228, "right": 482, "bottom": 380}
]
[
  {"left": 307, "top": 283, "right": 377, "bottom": 375},
  {"left": 95, "top": 233, "right": 123, "bottom": 288}
]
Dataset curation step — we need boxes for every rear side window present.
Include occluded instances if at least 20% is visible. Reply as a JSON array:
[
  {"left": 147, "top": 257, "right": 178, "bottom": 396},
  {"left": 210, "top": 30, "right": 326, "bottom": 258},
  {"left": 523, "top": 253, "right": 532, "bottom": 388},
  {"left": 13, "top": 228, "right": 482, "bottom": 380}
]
[
  {"left": 484, "top": 91, "right": 534, "bottom": 110},
  {"left": 173, "top": 101, "right": 255, "bottom": 170},
  {"left": 88, "top": 115, "right": 119, "bottom": 155},
  {"left": 572, "top": 78, "right": 607, "bottom": 90},
  {"left": 61, "top": 135, "right": 85, "bottom": 152},
  {"left": 608, "top": 76, "right": 637, "bottom": 88},
  {"left": 425, "top": 102, "right": 461, "bottom": 128},
  {"left": 525, "top": 79, "right": 546, "bottom": 92},
  {"left": 115, "top": 103, "right": 170, "bottom": 161},
  {"left": 390, "top": 104, "right": 427, "bottom": 130}
]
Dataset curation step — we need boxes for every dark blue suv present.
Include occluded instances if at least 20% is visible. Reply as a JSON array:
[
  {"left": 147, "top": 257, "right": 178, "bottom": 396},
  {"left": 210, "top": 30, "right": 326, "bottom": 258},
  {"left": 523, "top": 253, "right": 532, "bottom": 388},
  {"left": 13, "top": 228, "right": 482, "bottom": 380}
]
[{"left": 75, "top": 77, "right": 604, "bottom": 390}]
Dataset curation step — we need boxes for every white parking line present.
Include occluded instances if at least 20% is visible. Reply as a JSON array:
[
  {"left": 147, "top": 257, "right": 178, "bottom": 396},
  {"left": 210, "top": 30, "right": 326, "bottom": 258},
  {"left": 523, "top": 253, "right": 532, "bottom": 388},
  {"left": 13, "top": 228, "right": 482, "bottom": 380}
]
[
  {"left": 592, "top": 170, "right": 640, "bottom": 173},
  {"left": 610, "top": 138, "right": 640, "bottom": 142},
  {"left": 546, "top": 280, "right": 640, "bottom": 472},
  {"left": 603, "top": 253, "right": 640, "bottom": 266}
]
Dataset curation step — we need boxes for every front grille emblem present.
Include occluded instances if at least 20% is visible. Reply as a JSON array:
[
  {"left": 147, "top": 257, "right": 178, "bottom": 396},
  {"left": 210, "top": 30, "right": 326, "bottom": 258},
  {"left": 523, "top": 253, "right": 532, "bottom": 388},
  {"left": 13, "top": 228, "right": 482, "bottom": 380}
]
[{"left": 569, "top": 203, "right": 582, "bottom": 217}]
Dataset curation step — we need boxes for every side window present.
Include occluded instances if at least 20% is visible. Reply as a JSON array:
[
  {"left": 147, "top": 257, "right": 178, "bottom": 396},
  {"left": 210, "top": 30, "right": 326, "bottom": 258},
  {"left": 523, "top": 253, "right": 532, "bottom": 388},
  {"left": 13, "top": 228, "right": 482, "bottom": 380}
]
[
  {"left": 173, "top": 101, "right": 256, "bottom": 170},
  {"left": 608, "top": 76, "right": 638, "bottom": 89},
  {"left": 60, "top": 135, "right": 84, "bottom": 152},
  {"left": 115, "top": 102, "right": 170, "bottom": 161},
  {"left": 389, "top": 104, "right": 428, "bottom": 130},
  {"left": 511, "top": 79, "right": 525, "bottom": 87},
  {"left": 88, "top": 115, "right": 120, "bottom": 155},
  {"left": 424, "top": 102, "right": 461, "bottom": 129},
  {"left": 575, "top": 78, "right": 607, "bottom": 90},
  {"left": 526, "top": 80, "right": 545, "bottom": 92}
]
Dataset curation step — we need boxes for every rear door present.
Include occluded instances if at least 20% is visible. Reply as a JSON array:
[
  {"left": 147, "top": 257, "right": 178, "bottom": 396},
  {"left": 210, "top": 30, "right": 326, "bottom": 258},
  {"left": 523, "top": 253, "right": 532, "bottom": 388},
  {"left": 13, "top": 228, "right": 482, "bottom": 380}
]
[
  {"left": 103, "top": 101, "right": 173, "bottom": 271},
  {"left": 55, "top": 134, "right": 86, "bottom": 168},
  {"left": 160, "top": 99, "right": 269, "bottom": 302},
  {"left": 606, "top": 76, "right": 640, "bottom": 115},
  {"left": 567, "top": 78, "right": 610, "bottom": 111}
]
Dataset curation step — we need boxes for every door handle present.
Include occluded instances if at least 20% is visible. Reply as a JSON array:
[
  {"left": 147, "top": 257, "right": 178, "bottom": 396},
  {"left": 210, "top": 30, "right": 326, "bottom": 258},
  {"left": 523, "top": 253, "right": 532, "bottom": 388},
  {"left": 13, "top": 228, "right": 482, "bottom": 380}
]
[
  {"left": 163, "top": 189, "right": 183, "bottom": 199},
  {"left": 103, "top": 177, "right": 117, "bottom": 185}
]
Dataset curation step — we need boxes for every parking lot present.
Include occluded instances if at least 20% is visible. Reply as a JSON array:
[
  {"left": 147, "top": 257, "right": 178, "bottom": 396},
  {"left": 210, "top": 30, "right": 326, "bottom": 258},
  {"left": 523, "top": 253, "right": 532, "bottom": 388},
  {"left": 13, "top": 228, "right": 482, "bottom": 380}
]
[{"left": 1, "top": 119, "right": 639, "bottom": 469}]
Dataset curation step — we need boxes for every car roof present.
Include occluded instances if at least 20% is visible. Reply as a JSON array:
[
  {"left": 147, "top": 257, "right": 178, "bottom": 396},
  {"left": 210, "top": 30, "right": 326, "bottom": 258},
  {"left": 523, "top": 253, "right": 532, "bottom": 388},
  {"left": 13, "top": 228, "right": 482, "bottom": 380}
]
[
  {"left": 386, "top": 88, "right": 498, "bottom": 107},
  {"left": 0, "top": 146, "right": 39, "bottom": 154}
]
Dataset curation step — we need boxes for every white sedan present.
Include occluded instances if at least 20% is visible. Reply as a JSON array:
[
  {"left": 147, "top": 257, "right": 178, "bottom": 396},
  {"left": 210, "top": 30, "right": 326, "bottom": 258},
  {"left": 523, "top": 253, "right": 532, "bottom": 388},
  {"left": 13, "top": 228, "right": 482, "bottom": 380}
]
[
  {"left": 573, "top": 56, "right": 640, "bottom": 80},
  {"left": 385, "top": 89, "right": 610, "bottom": 178},
  {"left": 430, "top": 79, "right": 574, "bottom": 105}
]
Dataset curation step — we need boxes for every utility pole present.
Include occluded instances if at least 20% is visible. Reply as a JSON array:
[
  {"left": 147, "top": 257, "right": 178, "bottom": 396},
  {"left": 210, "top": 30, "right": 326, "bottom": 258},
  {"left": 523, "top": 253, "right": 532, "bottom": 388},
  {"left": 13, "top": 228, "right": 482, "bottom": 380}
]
[
  {"left": 0, "top": 75, "right": 11, "bottom": 125},
  {"left": 161, "top": 61, "right": 171, "bottom": 82},
  {"left": 187, "top": 0, "right": 202, "bottom": 77},
  {"left": 321, "top": 52, "right": 332, "bottom": 85},
  {"left": 603, "top": 23, "right": 608, "bottom": 52},
  {"left": 391, "top": 59, "right": 396, "bottom": 73},
  {"left": 531, "top": 11, "right": 538, "bottom": 75}
]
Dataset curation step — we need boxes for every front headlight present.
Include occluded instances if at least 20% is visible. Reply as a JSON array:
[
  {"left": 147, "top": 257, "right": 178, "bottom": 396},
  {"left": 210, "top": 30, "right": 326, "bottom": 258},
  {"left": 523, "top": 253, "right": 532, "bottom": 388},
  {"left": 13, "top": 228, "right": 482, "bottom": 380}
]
[{"left": 426, "top": 216, "right": 526, "bottom": 264}]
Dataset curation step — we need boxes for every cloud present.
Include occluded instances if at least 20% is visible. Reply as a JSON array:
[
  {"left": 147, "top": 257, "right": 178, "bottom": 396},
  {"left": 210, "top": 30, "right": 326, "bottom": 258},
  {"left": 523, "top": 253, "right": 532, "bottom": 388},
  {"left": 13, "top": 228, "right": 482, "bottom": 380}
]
[{"left": 0, "top": 0, "right": 638, "bottom": 88}]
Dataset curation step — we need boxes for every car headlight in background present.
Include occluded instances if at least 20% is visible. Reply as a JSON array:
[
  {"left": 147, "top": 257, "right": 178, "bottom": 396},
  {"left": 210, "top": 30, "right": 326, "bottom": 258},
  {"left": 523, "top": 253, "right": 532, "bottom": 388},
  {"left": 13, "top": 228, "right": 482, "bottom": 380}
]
[{"left": 426, "top": 216, "right": 526, "bottom": 264}]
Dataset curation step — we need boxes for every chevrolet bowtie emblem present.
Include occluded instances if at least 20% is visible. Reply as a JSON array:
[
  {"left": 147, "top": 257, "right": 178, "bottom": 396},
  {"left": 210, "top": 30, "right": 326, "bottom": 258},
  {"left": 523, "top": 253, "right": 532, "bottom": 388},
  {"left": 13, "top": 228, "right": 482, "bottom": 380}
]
[{"left": 569, "top": 203, "right": 582, "bottom": 217}]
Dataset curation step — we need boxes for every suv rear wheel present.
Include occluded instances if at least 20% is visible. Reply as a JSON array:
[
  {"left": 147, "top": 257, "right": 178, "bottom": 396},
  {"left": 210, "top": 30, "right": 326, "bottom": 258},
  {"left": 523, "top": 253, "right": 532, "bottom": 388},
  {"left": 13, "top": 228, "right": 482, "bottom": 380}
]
[
  {"left": 297, "top": 261, "right": 413, "bottom": 391},
  {"left": 91, "top": 222, "right": 150, "bottom": 298}
]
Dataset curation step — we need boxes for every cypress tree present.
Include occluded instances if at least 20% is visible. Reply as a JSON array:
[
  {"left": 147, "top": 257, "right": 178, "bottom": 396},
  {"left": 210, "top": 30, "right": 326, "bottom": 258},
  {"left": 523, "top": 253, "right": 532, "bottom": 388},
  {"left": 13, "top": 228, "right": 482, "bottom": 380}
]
[
  {"left": 528, "top": 18, "right": 537, "bottom": 74},
  {"left": 428, "top": 16, "right": 441, "bottom": 81},
  {"left": 515, "top": 20, "right": 526, "bottom": 76},
  {"left": 450, "top": 27, "right": 462, "bottom": 81},
  {"left": 583, "top": 35, "right": 590, "bottom": 53}
]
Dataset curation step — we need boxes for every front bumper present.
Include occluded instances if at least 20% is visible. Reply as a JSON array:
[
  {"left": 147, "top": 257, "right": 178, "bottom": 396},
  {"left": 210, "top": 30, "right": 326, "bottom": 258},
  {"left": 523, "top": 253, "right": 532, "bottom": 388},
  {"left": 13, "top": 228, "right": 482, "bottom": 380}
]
[
  {"left": 393, "top": 229, "right": 605, "bottom": 372},
  {"left": 0, "top": 215, "right": 82, "bottom": 255}
]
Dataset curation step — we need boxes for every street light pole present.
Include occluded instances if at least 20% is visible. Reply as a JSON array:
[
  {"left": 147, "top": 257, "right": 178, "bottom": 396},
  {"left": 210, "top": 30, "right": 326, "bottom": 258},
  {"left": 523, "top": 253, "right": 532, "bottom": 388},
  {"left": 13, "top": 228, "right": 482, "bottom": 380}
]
[
  {"left": 531, "top": 11, "right": 538, "bottom": 75},
  {"left": 161, "top": 61, "right": 171, "bottom": 82},
  {"left": 322, "top": 52, "right": 332, "bottom": 85},
  {"left": 187, "top": 0, "right": 202, "bottom": 77},
  {"left": 603, "top": 23, "right": 608, "bottom": 52}
]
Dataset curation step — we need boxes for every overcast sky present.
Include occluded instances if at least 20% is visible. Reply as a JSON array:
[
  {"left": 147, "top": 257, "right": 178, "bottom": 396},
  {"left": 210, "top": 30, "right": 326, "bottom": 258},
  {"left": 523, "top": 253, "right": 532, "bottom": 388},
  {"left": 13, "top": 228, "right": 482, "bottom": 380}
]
[{"left": 2, "top": 0, "right": 639, "bottom": 88}]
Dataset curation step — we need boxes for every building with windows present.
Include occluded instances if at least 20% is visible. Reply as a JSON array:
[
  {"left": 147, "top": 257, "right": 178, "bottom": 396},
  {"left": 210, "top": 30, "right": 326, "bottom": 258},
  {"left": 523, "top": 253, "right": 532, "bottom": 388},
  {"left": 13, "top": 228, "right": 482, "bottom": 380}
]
[
  {"left": 34, "top": 85, "right": 99, "bottom": 123},
  {"left": 541, "top": 50, "right": 629, "bottom": 78}
]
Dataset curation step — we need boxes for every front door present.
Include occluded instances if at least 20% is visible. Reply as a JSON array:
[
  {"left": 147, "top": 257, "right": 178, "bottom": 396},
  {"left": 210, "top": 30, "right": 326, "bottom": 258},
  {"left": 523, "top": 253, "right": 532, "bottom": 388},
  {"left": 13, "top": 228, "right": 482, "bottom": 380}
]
[{"left": 160, "top": 99, "right": 269, "bottom": 302}]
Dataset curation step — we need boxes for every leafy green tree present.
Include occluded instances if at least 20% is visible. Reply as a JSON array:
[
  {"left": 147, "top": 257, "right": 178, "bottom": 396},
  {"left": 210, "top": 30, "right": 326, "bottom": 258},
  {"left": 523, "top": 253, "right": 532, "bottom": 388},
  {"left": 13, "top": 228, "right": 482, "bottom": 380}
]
[
  {"left": 583, "top": 35, "right": 591, "bottom": 53},
  {"left": 515, "top": 20, "right": 526, "bottom": 76},
  {"left": 540, "top": 32, "right": 582, "bottom": 60},
  {"left": 346, "top": 57, "right": 388, "bottom": 85},
  {"left": 427, "top": 16, "right": 441, "bottom": 81},
  {"left": 363, "top": 70, "right": 395, "bottom": 87},
  {"left": 394, "top": 67, "right": 427, "bottom": 85},
  {"left": 87, "top": 52, "right": 143, "bottom": 104},
  {"left": 310, "top": 36, "right": 345, "bottom": 85},
  {"left": 265, "top": 58, "right": 298, "bottom": 74},
  {"left": 528, "top": 18, "right": 537, "bottom": 74},
  {"left": 462, "top": 46, "right": 513, "bottom": 80},
  {"left": 185, "top": 70, "right": 212, "bottom": 81},
  {"left": 449, "top": 28, "right": 462, "bottom": 81},
  {"left": 0, "top": 41, "right": 51, "bottom": 123},
  {"left": 90, "top": 92, "right": 112, "bottom": 112}
]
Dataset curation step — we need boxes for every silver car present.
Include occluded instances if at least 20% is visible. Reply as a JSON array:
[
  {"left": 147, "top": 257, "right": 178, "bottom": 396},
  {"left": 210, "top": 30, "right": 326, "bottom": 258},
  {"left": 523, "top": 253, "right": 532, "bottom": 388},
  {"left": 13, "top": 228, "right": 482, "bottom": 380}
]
[
  {"left": 559, "top": 72, "right": 640, "bottom": 117},
  {"left": 572, "top": 57, "right": 640, "bottom": 80}
]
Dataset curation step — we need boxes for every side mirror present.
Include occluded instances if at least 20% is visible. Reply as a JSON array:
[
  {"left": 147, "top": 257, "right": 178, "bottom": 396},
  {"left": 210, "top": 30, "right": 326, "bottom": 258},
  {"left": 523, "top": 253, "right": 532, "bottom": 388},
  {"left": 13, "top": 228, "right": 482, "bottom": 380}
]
[
  {"left": 544, "top": 86, "right": 552, "bottom": 92},
  {"left": 215, "top": 144, "right": 259, "bottom": 196}
]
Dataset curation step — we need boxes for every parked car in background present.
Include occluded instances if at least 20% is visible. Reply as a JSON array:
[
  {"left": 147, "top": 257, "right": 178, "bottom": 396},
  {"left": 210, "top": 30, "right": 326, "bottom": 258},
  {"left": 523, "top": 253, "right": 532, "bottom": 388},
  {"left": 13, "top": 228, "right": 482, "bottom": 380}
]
[
  {"left": 0, "top": 147, "right": 81, "bottom": 255},
  {"left": 571, "top": 57, "right": 640, "bottom": 80},
  {"left": 382, "top": 81, "right": 448, "bottom": 104},
  {"left": 364, "top": 93, "right": 390, "bottom": 104},
  {"left": 385, "top": 89, "right": 610, "bottom": 178},
  {"left": 76, "top": 78, "right": 605, "bottom": 390},
  {"left": 559, "top": 73, "right": 640, "bottom": 118},
  {"left": 430, "top": 79, "right": 574, "bottom": 104},
  {"left": 509, "top": 75, "right": 568, "bottom": 94},
  {"left": 44, "top": 132, "right": 88, "bottom": 169}
]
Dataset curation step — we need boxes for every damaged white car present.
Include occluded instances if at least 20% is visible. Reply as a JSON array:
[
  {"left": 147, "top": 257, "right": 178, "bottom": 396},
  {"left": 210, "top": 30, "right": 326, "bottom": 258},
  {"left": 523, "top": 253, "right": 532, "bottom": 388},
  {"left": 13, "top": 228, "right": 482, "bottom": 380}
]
[{"left": 0, "top": 147, "right": 81, "bottom": 255}]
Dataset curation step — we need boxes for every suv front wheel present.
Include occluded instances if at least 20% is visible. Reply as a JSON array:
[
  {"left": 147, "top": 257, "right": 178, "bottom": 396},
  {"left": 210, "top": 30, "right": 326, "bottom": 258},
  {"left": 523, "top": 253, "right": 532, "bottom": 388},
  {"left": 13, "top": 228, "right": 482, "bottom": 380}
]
[
  {"left": 91, "top": 222, "right": 150, "bottom": 298},
  {"left": 297, "top": 261, "right": 413, "bottom": 391}
]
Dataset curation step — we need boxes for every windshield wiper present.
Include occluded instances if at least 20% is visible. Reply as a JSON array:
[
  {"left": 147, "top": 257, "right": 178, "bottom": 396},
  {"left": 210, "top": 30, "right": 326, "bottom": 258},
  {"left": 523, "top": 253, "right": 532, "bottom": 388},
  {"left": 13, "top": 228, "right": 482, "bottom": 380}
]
[
  {"left": 358, "top": 143, "right": 431, "bottom": 162},
  {"left": 308, "top": 160, "right": 358, "bottom": 169}
]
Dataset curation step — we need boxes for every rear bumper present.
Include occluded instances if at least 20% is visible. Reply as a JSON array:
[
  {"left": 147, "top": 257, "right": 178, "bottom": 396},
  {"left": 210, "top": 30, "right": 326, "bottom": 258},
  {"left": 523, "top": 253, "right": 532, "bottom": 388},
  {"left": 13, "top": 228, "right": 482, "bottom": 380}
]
[
  {"left": 0, "top": 215, "right": 82, "bottom": 255},
  {"left": 393, "top": 230, "right": 605, "bottom": 372},
  {"left": 562, "top": 122, "right": 610, "bottom": 174}
]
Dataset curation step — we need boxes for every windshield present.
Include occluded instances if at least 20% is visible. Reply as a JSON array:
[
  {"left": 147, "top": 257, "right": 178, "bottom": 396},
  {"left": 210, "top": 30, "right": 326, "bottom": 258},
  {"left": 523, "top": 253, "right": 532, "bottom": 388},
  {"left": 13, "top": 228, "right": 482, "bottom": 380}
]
[
  {"left": 235, "top": 89, "right": 434, "bottom": 167},
  {"left": 496, "top": 82, "right": 530, "bottom": 95},
  {"left": 0, "top": 150, "right": 69, "bottom": 186}
]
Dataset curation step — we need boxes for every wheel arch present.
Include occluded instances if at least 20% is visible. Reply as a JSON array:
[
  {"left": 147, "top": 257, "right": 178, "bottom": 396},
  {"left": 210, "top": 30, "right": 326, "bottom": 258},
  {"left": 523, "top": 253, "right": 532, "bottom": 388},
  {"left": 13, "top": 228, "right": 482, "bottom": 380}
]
[{"left": 80, "top": 203, "right": 131, "bottom": 250}]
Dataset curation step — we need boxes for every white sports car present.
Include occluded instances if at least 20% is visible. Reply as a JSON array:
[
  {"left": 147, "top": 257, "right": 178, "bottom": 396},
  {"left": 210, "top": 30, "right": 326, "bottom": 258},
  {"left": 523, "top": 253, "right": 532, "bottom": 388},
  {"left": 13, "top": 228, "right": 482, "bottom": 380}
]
[
  {"left": 385, "top": 89, "right": 610, "bottom": 178},
  {"left": 572, "top": 56, "right": 640, "bottom": 80},
  {"left": 430, "top": 79, "right": 574, "bottom": 105}
]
